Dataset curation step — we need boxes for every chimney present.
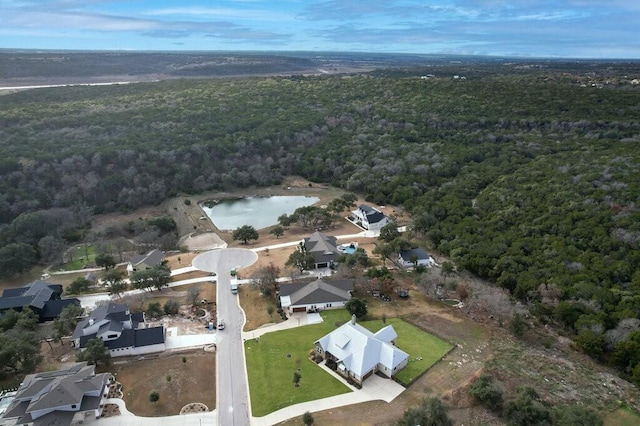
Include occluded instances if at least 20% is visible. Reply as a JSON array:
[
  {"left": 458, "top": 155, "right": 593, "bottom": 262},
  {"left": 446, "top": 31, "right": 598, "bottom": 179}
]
[{"left": 351, "top": 314, "right": 356, "bottom": 325}]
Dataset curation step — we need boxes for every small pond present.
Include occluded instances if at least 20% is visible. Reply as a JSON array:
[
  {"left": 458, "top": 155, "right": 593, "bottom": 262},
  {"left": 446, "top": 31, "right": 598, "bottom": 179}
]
[{"left": 201, "top": 195, "right": 320, "bottom": 231}]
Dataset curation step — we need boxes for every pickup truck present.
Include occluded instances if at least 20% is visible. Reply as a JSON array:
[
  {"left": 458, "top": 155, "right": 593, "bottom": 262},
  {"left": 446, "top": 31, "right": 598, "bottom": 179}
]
[{"left": 230, "top": 280, "right": 239, "bottom": 295}]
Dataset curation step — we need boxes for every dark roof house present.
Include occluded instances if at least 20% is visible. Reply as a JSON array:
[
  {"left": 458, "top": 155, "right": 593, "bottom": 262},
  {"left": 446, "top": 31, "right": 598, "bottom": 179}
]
[
  {"left": 72, "top": 302, "right": 165, "bottom": 357},
  {"left": 398, "top": 248, "right": 437, "bottom": 269},
  {"left": 126, "top": 249, "right": 164, "bottom": 275},
  {"left": 279, "top": 278, "right": 353, "bottom": 314},
  {"left": 0, "top": 280, "right": 80, "bottom": 322},
  {"left": 351, "top": 205, "right": 388, "bottom": 231},
  {"left": 0, "top": 362, "right": 110, "bottom": 426},
  {"left": 303, "top": 231, "right": 339, "bottom": 268}
]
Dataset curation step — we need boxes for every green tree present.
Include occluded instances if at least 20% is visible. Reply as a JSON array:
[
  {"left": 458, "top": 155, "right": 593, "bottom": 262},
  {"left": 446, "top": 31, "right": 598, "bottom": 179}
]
[
  {"left": 0, "top": 329, "right": 42, "bottom": 373},
  {"left": 163, "top": 300, "right": 180, "bottom": 315},
  {"left": 95, "top": 253, "right": 116, "bottom": 270},
  {"left": 269, "top": 225, "right": 284, "bottom": 239},
  {"left": 53, "top": 303, "right": 84, "bottom": 343},
  {"left": 552, "top": 405, "right": 603, "bottom": 426},
  {"left": 509, "top": 313, "right": 528, "bottom": 338},
  {"left": 302, "top": 411, "right": 314, "bottom": 426},
  {"left": 149, "top": 391, "right": 160, "bottom": 404},
  {"left": 345, "top": 298, "right": 368, "bottom": 318},
  {"left": 397, "top": 397, "right": 452, "bottom": 426},
  {"left": 469, "top": 374, "right": 504, "bottom": 412},
  {"left": 373, "top": 242, "right": 395, "bottom": 267},
  {"left": 379, "top": 221, "right": 400, "bottom": 243},
  {"left": 0, "top": 308, "right": 38, "bottom": 332},
  {"left": 146, "top": 302, "right": 164, "bottom": 318},
  {"left": 233, "top": 225, "right": 259, "bottom": 245},
  {"left": 76, "top": 337, "right": 111, "bottom": 368},
  {"left": 277, "top": 214, "right": 293, "bottom": 228},
  {"left": 285, "top": 249, "right": 315, "bottom": 273},
  {"left": 67, "top": 277, "right": 92, "bottom": 295},
  {"left": 0, "top": 243, "right": 37, "bottom": 277},
  {"left": 504, "top": 386, "right": 551, "bottom": 426},
  {"left": 440, "top": 261, "right": 454, "bottom": 284},
  {"left": 148, "top": 265, "right": 172, "bottom": 291},
  {"left": 103, "top": 268, "right": 127, "bottom": 298}
]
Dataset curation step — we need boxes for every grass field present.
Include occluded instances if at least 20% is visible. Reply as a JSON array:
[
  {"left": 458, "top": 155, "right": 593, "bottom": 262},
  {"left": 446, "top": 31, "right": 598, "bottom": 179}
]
[
  {"left": 246, "top": 309, "right": 453, "bottom": 416},
  {"left": 59, "top": 244, "right": 99, "bottom": 271},
  {"left": 360, "top": 317, "right": 453, "bottom": 385},
  {"left": 246, "top": 310, "right": 353, "bottom": 417}
]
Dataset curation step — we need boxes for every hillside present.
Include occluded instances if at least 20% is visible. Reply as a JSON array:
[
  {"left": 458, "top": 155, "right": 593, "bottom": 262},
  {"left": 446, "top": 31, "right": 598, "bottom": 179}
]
[{"left": 1, "top": 54, "right": 639, "bottom": 395}]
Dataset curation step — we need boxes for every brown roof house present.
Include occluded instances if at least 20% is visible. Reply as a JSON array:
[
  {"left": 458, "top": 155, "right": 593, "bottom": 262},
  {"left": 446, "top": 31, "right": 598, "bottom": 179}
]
[
  {"left": 126, "top": 249, "right": 164, "bottom": 276},
  {"left": 0, "top": 362, "right": 110, "bottom": 426},
  {"left": 72, "top": 302, "right": 165, "bottom": 358},
  {"left": 279, "top": 278, "right": 353, "bottom": 315}
]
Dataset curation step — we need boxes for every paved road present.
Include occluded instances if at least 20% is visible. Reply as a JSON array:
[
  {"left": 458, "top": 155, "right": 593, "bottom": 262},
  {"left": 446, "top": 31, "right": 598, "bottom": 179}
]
[{"left": 193, "top": 249, "right": 258, "bottom": 426}]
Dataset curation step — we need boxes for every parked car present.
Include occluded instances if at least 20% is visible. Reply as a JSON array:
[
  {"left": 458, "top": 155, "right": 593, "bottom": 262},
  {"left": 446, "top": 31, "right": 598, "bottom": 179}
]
[{"left": 217, "top": 319, "right": 225, "bottom": 330}]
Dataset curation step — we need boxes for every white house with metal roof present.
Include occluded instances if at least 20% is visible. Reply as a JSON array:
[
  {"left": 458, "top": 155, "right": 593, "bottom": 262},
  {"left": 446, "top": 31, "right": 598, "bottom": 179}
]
[{"left": 315, "top": 315, "right": 409, "bottom": 385}]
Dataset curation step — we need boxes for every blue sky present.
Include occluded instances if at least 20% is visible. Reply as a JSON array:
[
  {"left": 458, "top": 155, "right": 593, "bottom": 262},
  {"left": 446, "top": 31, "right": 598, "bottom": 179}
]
[{"left": 1, "top": 0, "right": 638, "bottom": 58}]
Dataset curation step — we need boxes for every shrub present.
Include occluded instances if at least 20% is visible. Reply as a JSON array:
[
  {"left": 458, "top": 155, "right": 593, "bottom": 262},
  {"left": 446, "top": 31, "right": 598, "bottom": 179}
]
[
  {"left": 469, "top": 375, "right": 504, "bottom": 412},
  {"left": 163, "top": 300, "right": 180, "bottom": 315}
]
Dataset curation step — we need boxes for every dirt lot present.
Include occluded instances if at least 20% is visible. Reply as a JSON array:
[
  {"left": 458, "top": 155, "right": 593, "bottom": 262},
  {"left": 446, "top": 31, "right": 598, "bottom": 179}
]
[{"left": 110, "top": 350, "right": 215, "bottom": 416}]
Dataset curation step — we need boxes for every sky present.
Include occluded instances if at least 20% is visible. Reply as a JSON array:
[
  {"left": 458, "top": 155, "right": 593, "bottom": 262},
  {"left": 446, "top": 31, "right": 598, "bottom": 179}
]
[{"left": 1, "top": 0, "right": 639, "bottom": 59}]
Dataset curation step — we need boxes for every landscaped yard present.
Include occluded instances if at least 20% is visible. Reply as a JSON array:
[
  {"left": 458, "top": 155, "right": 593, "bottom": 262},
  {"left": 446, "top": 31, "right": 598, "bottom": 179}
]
[
  {"left": 60, "top": 244, "right": 99, "bottom": 271},
  {"left": 246, "top": 310, "right": 352, "bottom": 417},
  {"left": 245, "top": 309, "right": 453, "bottom": 417},
  {"left": 360, "top": 317, "right": 453, "bottom": 386}
]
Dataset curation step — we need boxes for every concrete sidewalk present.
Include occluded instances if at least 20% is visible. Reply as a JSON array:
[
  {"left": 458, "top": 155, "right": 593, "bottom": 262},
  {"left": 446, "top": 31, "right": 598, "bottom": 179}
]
[{"left": 86, "top": 399, "right": 217, "bottom": 426}]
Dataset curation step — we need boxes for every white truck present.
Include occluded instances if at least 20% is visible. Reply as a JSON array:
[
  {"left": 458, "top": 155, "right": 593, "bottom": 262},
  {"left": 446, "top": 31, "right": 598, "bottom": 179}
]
[{"left": 230, "top": 279, "right": 239, "bottom": 295}]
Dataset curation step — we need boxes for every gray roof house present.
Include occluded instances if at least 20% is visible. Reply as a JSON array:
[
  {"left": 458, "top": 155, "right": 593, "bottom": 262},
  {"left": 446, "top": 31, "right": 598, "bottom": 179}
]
[
  {"left": 315, "top": 315, "right": 409, "bottom": 385},
  {"left": 398, "top": 248, "right": 437, "bottom": 269},
  {"left": 0, "top": 280, "right": 80, "bottom": 322},
  {"left": 279, "top": 278, "right": 354, "bottom": 314},
  {"left": 126, "top": 249, "right": 165, "bottom": 275},
  {"left": 0, "top": 362, "right": 110, "bottom": 426},
  {"left": 351, "top": 205, "right": 388, "bottom": 231},
  {"left": 303, "top": 231, "right": 339, "bottom": 268},
  {"left": 72, "top": 302, "right": 165, "bottom": 357}
]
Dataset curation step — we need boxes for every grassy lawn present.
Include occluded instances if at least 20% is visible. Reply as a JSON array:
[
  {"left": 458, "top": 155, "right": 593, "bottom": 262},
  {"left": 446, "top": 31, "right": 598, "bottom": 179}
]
[
  {"left": 246, "top": 310, "right": 353, "bottom": 417},
  {"left": 360, "top": 317, "right": 453, "bottom": 386},
  {"left": 246, "top": 310, "right": 453, "bottom": 416},
  {"left": 60, "top": 244, "right": 99, "bottom": 271}
]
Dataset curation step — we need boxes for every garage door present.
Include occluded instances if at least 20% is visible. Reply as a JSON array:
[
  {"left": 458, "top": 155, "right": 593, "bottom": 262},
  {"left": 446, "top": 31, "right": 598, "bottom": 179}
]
[{"left": 292, "top": 307, "right": 306, "bottom": 313}]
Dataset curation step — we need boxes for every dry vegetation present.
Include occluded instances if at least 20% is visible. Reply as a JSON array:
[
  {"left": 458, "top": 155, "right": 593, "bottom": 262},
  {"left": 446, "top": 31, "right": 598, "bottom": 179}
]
[{"left": 110, "top": 351, "right": 215, "bottom": 416}]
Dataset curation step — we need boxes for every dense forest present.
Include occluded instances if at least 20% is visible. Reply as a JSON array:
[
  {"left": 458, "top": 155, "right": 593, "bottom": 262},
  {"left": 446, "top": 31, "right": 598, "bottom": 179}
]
[{"left": 1, "top": 59, "right": 639, "bottom": 383}]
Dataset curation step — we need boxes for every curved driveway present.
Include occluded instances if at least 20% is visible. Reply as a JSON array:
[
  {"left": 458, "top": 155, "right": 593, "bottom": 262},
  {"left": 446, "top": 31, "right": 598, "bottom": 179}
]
[{"left": 193, "top": 248, "right": 258, "bottom": 426}]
